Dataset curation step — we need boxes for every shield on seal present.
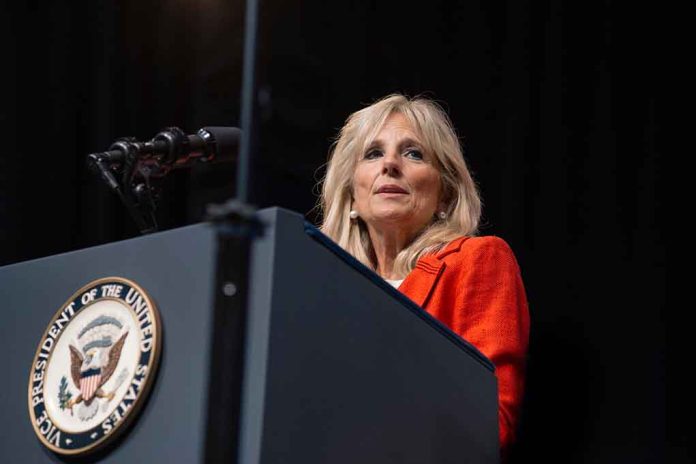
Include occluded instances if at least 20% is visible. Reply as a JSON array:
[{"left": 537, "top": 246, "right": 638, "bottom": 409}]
[{"left": 79, "top": 368, "right": 102, "bottom": 402}]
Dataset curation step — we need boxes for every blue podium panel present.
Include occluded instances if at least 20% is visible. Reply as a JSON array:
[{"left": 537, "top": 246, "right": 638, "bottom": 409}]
[
  {"left": 0, "top": 224, "right": 219, "bottom": 463},
  {"left": 239, "top": 208, "right": 498, "bottom": 464},
  {"left": 1, "top": 207, "right": 498, "bottom": 463}
]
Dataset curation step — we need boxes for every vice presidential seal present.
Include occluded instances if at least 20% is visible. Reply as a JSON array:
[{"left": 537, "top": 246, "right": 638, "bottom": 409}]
[{"left": 27, "top": 277, "right": 162, "bottom": 455}]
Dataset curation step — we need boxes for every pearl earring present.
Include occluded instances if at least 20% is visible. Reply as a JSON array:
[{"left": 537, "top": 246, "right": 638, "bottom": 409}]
[
  {"left": 438, "top": 211, "right": 447, "bottom": 219},
  {"left": 349, "top": 210, "right": 359, "bottom": 220}
]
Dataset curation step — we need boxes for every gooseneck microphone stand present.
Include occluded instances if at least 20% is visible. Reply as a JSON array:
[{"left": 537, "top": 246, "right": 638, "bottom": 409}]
[
  {"left": 87, "top": 125, "right": 242, "bottom": 234},
  {"left": 87, "top": 127, "right": 209, "bottom": 234},
  {"left": 87, "top": 132, "right": 169, "bottom": 235}
]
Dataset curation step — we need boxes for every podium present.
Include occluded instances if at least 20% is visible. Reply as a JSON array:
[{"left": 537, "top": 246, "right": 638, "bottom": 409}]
[{"left": 0, "top": 207, "right": 499, "bottom": 463}]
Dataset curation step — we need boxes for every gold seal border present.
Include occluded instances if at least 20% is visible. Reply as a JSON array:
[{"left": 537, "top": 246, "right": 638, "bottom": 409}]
[{"left": 26, "top": 276, "right": 163, "bottom": 456}]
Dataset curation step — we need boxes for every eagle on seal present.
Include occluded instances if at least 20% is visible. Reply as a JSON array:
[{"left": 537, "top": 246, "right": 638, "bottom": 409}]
[{"left": 66, "top": 331, "right": 128, "bottom": 413}]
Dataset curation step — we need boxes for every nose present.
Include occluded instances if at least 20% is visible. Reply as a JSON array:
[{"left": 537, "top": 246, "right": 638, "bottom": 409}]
[{"left": 381, "top": 150, "right": 402, "bottom": 176}]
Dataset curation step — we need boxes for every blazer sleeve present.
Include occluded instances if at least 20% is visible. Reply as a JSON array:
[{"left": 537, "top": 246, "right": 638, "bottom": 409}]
[{"left": 451, "top": 236, "right": 530, "bottom": 451}]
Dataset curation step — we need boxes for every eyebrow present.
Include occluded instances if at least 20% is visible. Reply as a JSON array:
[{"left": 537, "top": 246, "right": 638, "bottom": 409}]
[{"left": 365, "top": 137, "right": 424, "bottom": 151}]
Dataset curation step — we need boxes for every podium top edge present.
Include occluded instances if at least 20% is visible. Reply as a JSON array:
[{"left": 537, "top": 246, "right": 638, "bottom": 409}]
[{"left": 302, "top": 222, "right": 495, "bottom": 373}]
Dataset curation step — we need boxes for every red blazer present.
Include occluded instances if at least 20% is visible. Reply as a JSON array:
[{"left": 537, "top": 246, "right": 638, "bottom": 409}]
[{"left": 398, "top": 235, "right": 530, "bottom": 451}]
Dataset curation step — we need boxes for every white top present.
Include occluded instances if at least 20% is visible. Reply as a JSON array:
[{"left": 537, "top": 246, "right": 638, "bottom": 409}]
[{"left": 385, "top": 278, "right": 404, "bottom": 288}]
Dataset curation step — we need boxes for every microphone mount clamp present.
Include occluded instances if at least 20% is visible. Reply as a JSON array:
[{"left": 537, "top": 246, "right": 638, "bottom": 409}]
[{"left": 87, "top": 127, "right": 190, "bottom": 235}]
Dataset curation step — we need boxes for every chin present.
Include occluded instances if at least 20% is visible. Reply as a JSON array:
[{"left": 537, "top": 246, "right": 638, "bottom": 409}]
[
  {"left": 374, "top": 207, "right": 407, "bottom": 219},
  {"left": 369, "top": 209, "right": 416, "bottom": 226}
]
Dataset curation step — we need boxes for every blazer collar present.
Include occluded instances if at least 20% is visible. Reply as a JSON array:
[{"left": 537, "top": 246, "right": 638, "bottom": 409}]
[
  {"left": 435, "top": 236, "right": 470, "bottom": 259},
  {"left": 398, "top": 236, "right": 470, "bottom": 307}
]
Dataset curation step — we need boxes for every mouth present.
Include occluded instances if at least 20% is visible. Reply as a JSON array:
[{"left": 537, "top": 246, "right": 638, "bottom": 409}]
[{"left": 375, "top": 184, "right": 409, "bottom": 194}]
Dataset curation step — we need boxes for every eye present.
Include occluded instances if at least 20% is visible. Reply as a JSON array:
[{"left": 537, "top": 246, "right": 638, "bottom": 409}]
[
  {"left": 364, "top": 149, "right": 383, "bottom": 160},
  {"left": 404, "top": 149, "right": 424, "bottom": 160}
]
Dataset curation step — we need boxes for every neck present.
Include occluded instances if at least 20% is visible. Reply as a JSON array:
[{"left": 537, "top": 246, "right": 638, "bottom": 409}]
[{"left": 366, "top": 224, "right": 415, "bottom": 280}]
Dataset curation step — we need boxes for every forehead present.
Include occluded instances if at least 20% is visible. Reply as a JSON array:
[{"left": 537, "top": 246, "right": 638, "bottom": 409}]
[
  {"left": 379, "top": 112, "right": 417, "bottom": 134},
  {"left": 371, "top": 112, "right": 423, "bottom": 143}
]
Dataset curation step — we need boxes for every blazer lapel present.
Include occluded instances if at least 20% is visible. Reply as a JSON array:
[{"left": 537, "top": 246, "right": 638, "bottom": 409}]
[
  {"left": 397, "top": 236, "right": 470, "bottom": 308},
  {"left": 398, "top": 257, "right": 445, "bottom": 307}
]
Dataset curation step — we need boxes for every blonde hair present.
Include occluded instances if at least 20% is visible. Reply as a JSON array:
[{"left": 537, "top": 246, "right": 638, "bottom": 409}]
[{"left": 318, "top": 93, "right": 482, "bottom": 277}]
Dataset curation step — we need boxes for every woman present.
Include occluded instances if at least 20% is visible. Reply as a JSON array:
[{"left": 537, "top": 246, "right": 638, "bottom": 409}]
[{"left": 319, "top": 94, "right": 530, "bottom": 455}]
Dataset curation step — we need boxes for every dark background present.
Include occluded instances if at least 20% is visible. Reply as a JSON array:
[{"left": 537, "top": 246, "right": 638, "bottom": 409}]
[{"left": 1, "top": 0, "right": 674, "bottom": 462}]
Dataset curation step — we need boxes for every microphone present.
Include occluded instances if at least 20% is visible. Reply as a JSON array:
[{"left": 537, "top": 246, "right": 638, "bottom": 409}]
[
  {"left": 149, "top": 126, "right": 241, "bottom": 169},
  {"left": 87, "top": 125, "right": 242, "bottom": 234},
  {"left": 88, "top": 126, "right": 241, "bottom": 178}
]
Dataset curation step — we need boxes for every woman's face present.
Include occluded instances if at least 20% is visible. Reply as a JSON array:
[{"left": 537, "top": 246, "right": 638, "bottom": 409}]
[{"left": 352, "top": 112, "right": 442, "bottom": 235}]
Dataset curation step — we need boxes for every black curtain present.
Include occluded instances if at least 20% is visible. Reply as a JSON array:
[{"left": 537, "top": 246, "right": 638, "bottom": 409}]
[{"left": 1, "top": 0, "right": 673, "bottom": 462}]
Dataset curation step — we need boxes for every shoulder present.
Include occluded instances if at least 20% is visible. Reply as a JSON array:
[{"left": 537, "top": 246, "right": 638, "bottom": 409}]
[
  {"left": 464, "top": 235, "right": 513, "bottom": 252},
  {"left": 438, "top": 235, "right": 516, "bottom": 261},
  {"left": 435, "top": 235, "right": 522, "bottom": 276}
]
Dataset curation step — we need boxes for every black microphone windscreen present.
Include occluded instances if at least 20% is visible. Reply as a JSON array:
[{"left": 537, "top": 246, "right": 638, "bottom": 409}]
[{"left": 199, "top": 126, "right": 241, "bottom": 161}]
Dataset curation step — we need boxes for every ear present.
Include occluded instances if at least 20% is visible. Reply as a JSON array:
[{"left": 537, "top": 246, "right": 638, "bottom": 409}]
[
  {"left": 437, "top": 181, "right": 451, "bottom": 213},
  {"left": 347, "top": 182, "right": 355, "bottom": 202}
]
